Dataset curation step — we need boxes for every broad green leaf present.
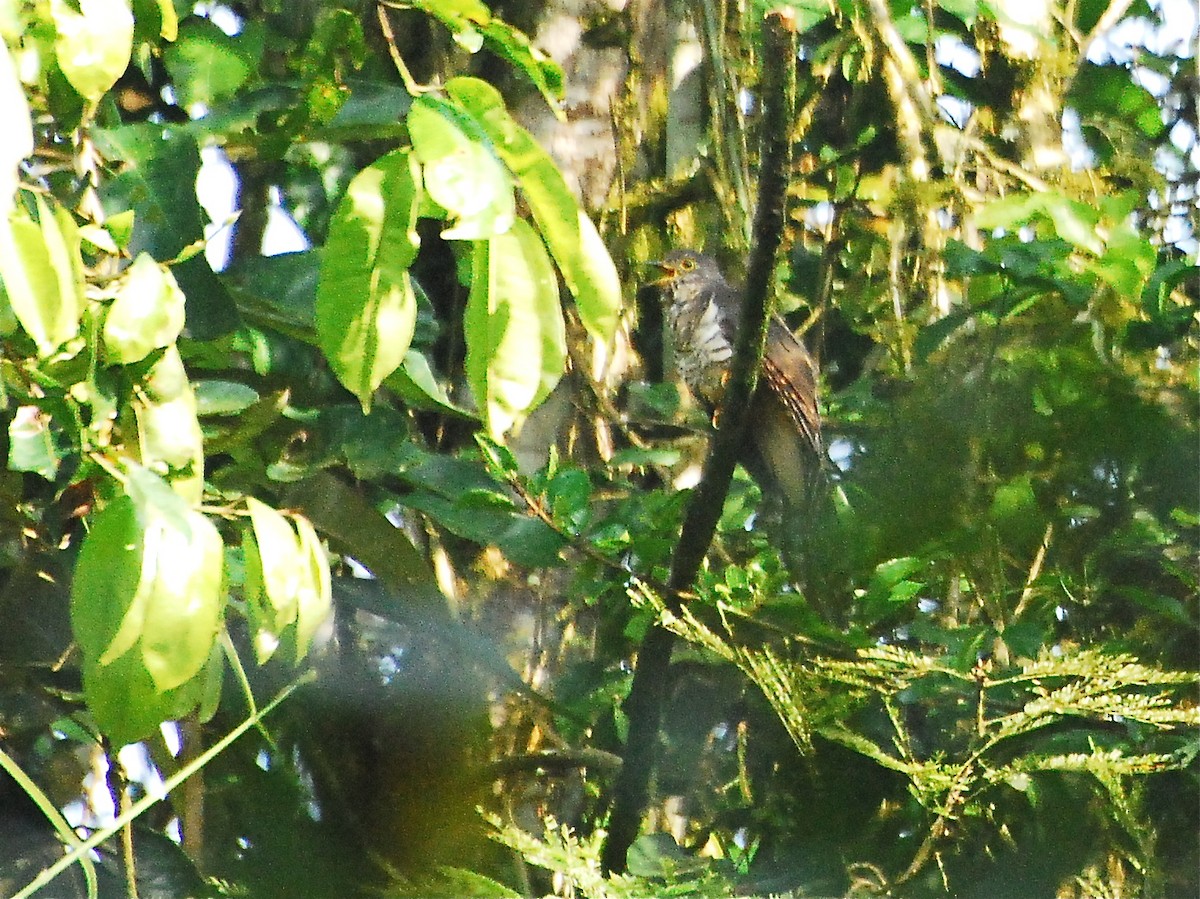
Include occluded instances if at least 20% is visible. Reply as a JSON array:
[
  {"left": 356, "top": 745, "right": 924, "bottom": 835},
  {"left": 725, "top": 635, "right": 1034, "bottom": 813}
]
[
  {"left": 244, "top": 496, "right": 302, "bottom": 663},
  {"left": 1070, "top": 62, "right": 1166, "bottom": 140},
  {"left": 51, "top": 0, "right": 134, "bottom": 102},
  {"left": 1094, "top": 219, "right": 1156, "bottom": 296},
  {"left": 293, "top": 513, "right": 332, "bottom": 663},
  {"left": 465, "top": 219, "right": 566, "bottom": 439},
  {"left": 71, "top": 488, "right": 210, "bottom": 744},
  {"left": 139, "top": 507, "right": 223, "bottom": 691},
  {"left": 408, "top": 97, "right": 515, "bottom": 239},
  {"left": 163, "top": 17, "right": 258, "bottom": 110},
  {"left": 71, "top": 495, "right": 147, "bottom": 668},
  {"left": 8, "top": 406, "right": 60, "bottom": 480},
  {"left": 82, "top": 641, "right": 201, "bottom": 746},
  {"left": 1037, "top": 193, "right": 1104, "bottom": 255},
  {"left": 447, "top": 78, "right": 621, "bottom": 343},
  {"left": 978, "top": 192, "right": 1105, "bottom": 256},
  {"left": 0, "top": 198, "right": 83, "bottom": 355},
  {"left": 0, "top": 42, "right": 32, "bottom": 217},
  {"left": 316, "top": 149, "right": 421, "bottom": 410},
  {"left": 102, "top": 253, "right": 186, "bottom": 364},
  {"left": 95, "top": 124, "right": 238, "bottom": 338}
]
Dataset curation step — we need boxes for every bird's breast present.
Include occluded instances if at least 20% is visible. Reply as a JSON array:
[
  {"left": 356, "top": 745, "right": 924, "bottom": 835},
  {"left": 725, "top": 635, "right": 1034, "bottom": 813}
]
[{"left": 667, "top": 297, "right": 733, "bottom": 403}]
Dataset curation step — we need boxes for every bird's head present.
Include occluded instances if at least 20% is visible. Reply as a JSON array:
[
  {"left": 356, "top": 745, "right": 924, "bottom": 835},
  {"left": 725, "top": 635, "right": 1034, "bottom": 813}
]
[{"left": 650, "top": 249, "right": 723, "bottom": 292}]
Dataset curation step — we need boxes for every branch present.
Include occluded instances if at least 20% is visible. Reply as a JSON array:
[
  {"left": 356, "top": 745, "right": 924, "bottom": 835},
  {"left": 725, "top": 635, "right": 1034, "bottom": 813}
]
[{"left": 599, "top": 9, "right": 798, "bottom": 875}]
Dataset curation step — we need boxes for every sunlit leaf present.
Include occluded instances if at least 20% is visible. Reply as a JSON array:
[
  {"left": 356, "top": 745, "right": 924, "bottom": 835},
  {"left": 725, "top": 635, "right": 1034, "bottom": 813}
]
[
  {"left": 244, "top": 496, "right": 302, "bottom": 663},
  {"left": 316, "top": 148, "right": 421, "bottom": 410},
  {"left": 135, "top": 347, "right": 204, "bottom": 503},
  {"left": 51, "top": 0, "right": 134, "bottom": 102},
  {"left": 447, "top": 77, "right": 621, "bottom": 344},
  {"left": 408, "top": 96, "right": 515, "bottom": 239},
  {"left": 405, "top": 0, "right": 563, "bottom": 113},
  {"left": 8, "top": 406, "right": 60, "bottom": 481},
  {"left": 139, "top": 507, "right": 224, "bottom": 691},
  {"left": 293, "top": 513, "right": 332, "bottom": 663},
  {"left": 465, "top": 219, "right": 566, "bottom": 438},
  {"left": 102, "top": 253, "right": 186, "bottom": 364},
  {"left": 70, "top": 474, "right": 220, "bottom": 743},
  {"left": 0, "top": 197, "right": 83, "bottom": 355}
]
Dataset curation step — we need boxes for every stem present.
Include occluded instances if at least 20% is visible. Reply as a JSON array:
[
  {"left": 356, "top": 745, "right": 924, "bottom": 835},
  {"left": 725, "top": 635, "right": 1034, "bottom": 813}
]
[{"left": 10, "top": 674, "right": 313, "bottom": 899}]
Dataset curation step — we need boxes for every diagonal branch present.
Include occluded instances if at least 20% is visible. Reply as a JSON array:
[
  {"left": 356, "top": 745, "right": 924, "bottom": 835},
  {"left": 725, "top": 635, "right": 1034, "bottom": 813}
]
[{"left": 599, "top": 9, "right": 799, "bottom": 875}]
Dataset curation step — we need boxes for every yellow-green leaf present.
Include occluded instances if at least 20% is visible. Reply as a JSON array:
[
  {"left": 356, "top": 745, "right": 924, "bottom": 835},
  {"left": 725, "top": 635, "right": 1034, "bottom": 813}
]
[
  {"left": 316, "top": 149, "right": 421, "bottom": 411},
  {"left": 51, "top": 0, "right": 134, "bottom": 102},
  {"left": 465, "top": 219, "right": 566, "bottom": 439},
  {"left": 103, "top": 253, "right": 186, "bottom": 364}
]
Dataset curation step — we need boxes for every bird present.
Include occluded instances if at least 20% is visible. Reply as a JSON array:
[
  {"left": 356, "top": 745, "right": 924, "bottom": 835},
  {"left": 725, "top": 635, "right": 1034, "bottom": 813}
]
[{"left": 653, "top": 248, "right": 824, "bottom": 509}]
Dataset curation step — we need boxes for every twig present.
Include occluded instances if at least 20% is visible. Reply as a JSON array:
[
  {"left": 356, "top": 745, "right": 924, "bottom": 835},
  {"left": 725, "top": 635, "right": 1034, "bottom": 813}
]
[
  {"left": 599, "top": 9, "right": 799, "bottom": 875},
  {"left": 10, "top": 674, "right": 313, "bottom": 899}
]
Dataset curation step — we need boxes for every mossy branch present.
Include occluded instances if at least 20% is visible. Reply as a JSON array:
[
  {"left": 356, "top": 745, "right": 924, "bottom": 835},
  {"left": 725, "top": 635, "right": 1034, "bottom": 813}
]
[{"left": 600, "top": 9, "right": 799, "bottom": 875}]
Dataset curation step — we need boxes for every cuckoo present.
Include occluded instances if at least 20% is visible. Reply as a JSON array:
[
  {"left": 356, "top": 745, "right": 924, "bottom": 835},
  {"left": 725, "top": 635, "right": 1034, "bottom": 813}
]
[{"left": 654, "top": 248, "right": 823, "bottom": 507}]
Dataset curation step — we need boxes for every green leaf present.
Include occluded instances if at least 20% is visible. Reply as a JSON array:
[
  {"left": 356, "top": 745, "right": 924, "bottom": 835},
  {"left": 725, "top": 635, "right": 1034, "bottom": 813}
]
[
  {"left": 316, "top": 149, "right": 421, "bottom": 410},
  {"left": 193, "top": 380, "right": 260, "bottom": 416},
  {"left": 95, "top": 124, "right": 238, "bottom": 338},
  {"left": 135, "top": 346, "right": 204, "bottom": 503},
  {"left": 293, "top": 513, "right": 332, "bottom": 663},
  {"left": 1037, "top": 193, "right": 1103, "bottom": 255},
  {"left": 0, "top": 196, "right": 83, "bottom": 355},
  {"left": 8, "top": 406, "right": 60, "bottom": 481},
  {"left": 244, "top": 496, "right": 302, "bottom": 663},
  {"left": 408, "top": 96, "right": 515, "bottom": 239},
  {"left": 139, "top": 507, "right": 224, "bottom": 691},
  {"left": 447, "top": 77, "right": 621, "bottom": 344},
  {"left": 1071, "top": 62, "right": 1166, "bottom": 140},
  {"left": 162, "top": 17, "right": 258, "bottom": 110},
  {"left": 82, "top": 643, "right": 201, "bottom": 747},
  {"left": 465, "top": 220, "right": 566, "bottom": 439},
  {"left": 70, "top": 478, "right": 219, "bottom": 743},
  {"left": 103, "top": 253, "right": 186, "bottom": 364},
  {"left": 1093, "top": 219, "right": 1156, "bottom": 296},
  {"left": 51, "top": 0, "right": 133, "bottom": 102},
  {"left": 72, "top": 495, "right": 147, "bottom": 668}
]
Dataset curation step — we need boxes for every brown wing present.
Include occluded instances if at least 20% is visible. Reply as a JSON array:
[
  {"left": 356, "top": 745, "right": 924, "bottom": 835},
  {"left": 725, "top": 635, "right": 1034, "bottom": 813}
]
[{"left": 759, "top": 316, "right": 823, "bottom": 457}]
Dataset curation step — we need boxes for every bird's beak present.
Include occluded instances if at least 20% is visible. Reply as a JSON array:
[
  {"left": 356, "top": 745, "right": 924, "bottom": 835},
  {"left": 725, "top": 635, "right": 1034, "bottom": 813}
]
[{"left": 647, "top": 259, "right": 676, "bottom": 285}]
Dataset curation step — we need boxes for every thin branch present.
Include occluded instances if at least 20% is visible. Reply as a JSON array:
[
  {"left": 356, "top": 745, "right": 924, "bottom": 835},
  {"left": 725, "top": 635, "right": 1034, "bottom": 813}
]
[
  {"left": 599, "top": 9, "right": 799, "bottom": 875},
  {"left": 1013, "top": 521, "right": 1054, "bottom": 619}
]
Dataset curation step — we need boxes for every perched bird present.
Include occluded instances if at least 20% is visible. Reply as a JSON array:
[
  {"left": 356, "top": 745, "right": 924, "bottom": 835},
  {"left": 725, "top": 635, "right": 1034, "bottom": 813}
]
[{"left": 653, "top": 248, "right": 823, "bottom": 508}]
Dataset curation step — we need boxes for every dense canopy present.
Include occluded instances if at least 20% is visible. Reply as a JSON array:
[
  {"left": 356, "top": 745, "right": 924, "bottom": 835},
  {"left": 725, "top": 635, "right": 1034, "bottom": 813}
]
[{"left": 0, "top": 0, "right": 1195, "bottom": 897}]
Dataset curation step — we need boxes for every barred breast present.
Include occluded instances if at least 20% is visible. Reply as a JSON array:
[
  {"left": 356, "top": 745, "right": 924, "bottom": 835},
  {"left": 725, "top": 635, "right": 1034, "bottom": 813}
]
[{"left": 666, "top": 294, "right": 734, "bottom": 405}]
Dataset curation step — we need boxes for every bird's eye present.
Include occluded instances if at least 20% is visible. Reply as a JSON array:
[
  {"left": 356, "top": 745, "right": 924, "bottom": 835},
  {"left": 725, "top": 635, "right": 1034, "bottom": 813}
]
[{"left": 679, "top": 257, "right": 696, "bottom": 271}]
